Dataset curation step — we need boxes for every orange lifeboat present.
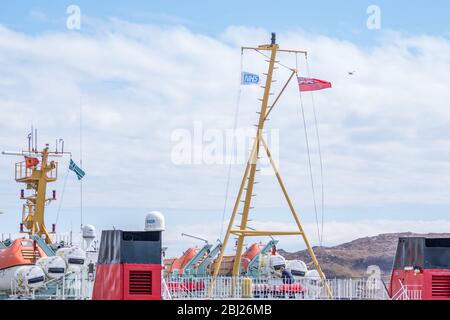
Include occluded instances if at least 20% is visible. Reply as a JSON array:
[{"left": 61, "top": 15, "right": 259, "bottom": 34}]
[
  {"left": 0, "top": 238, "right": 48, "bottom": 292},
  {"left": 0, "top": 238, "right": 46, "bottom": 270},
  {"left": 209, "top": 243, "right": 263, "bottom": 276},
  {"left": 166, "top": 247, "right": 197, "bottom": 276},
  {"left": 241, "top": 243, "right": 261, "bottom": 273}
]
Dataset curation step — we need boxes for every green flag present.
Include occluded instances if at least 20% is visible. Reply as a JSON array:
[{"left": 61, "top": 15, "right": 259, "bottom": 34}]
[{"left": 69, "top": 159, "right": 85, "bottom": 180}]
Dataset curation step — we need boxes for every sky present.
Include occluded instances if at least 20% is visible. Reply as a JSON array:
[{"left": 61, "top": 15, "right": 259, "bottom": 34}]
[{"left": 1, "top": 1, "right": 450, "bottom": 256}]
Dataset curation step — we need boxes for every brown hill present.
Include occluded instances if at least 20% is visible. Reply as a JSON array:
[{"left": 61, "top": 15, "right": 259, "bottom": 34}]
[{"left": 279, "top": 232, "right": 450, "bottom": 279}]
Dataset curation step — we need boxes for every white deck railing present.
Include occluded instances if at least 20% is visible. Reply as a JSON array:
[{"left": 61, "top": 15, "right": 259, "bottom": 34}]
[
  {"left": 391, "top": 281, "right": 423, "bottom": 300},
  {"left": 164, "top": 276, "right": 391, "bottom": 300},
  {"left": 8, "top": 269, "right": 95, "bottom": 300},
  {"left": 5, "top": 274, "right": 394, "bottom": 300}
]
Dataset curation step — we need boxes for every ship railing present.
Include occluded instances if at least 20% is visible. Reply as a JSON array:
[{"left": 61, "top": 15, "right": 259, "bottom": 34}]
[
  {"left": 163, "top": 276, "right": 390, "bottom": 300},
  {"left": 391, "top": 281, "right": 423, "bottom": 300},
  {"left": 12, "top": 270, "right": 94, "bottom": 300},
  {"left": 326, "top": 277, "right": 390, "bottom": 300},
  {"left": 15, "top": 161, "right": 34, "bottom": 180},
  {"left": 53, "top": 269, "right": 94, "bottom": 300},
  {"left": 15, "top": 161, "right": 58, "bottom": 181},
  {"left": 161, "top": 277, "right": 173, "bottom": 300}
]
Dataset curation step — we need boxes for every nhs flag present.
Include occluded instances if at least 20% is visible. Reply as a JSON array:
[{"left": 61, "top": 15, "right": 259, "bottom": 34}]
[{"left": 241, "top": 72, "right": 260, "bottom": 85}]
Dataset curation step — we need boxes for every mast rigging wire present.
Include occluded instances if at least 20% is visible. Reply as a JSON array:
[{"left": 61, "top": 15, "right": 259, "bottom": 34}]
[
  {"left": 305, "top": 55, "right": 326, "bottom": 246},
  {"left": 297, "top": 84, "right": 322, "bottom": 246},
  {"left": 220, "top": 50, "right": 244, "bottom": 240},
  {"left": 55, "top": 166, "right": 70, "bottom": 225},
  {"left": 254, "top": 49, "right": 296, "bottom": 72},
  {"left": 296, "top": 53, "right": 323, "bottom": 246}
]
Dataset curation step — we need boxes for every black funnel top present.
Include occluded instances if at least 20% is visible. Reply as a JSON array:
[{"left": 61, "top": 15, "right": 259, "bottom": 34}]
[
  {"left": 393, "top": 237, "right": 450, "bottom": 269},
  {"left": 97, "top": 230, "right": 162, "bottom": 265}
]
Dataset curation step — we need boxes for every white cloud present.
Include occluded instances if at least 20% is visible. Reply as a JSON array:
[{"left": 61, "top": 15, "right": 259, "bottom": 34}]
[{"left": 1, "top": 21, "right": 450, "bottom": 249}]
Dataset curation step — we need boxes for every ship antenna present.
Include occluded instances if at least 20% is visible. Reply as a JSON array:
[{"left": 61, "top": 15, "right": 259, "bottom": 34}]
[
  {"left": 28, "top": 132, "right": 32, "bottom": 153},
  {"left": 31, "top": 124, "right": 34, "bottom": 152}
]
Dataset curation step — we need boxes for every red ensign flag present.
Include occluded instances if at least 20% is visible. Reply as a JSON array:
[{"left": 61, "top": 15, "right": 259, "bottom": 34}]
[
  {"left": 25, "top": 156, "right": 39, "bottom": 169},
  {"left": 298, "top": 77, "right": 332, "bottom": 92}
]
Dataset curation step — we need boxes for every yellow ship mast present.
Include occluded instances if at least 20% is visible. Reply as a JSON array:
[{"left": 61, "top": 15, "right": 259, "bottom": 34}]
[
  {"left": 210, "top": 33, "right": 332, "bottom": 298},
  {"left": 2, "top": 130, "right": 70, "bottom": 244}
]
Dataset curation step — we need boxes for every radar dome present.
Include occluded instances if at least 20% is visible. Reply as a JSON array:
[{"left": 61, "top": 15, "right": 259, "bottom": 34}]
[
  {"left": 145, "top": 211, "right": 165, "bottom": 231},
  {"left": 82, "top": 225, "right": 96, "bottom": 239}
]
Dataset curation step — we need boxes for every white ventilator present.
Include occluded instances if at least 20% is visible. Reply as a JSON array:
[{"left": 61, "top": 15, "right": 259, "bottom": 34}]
[{"left": 36, "top": 256, "right": 67, "bottom": 280}]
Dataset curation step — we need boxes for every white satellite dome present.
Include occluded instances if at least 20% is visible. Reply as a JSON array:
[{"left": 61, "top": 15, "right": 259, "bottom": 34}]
[
  {"left": 145, "top": 211, "right": 165, "bottom": 232},
  {"left": 82, "top": 225, "right": 96, "bottom": 239},
  {"left": 82, "top": 225, "right": 96, "bottom": 251}
]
